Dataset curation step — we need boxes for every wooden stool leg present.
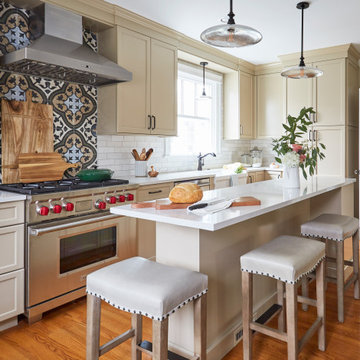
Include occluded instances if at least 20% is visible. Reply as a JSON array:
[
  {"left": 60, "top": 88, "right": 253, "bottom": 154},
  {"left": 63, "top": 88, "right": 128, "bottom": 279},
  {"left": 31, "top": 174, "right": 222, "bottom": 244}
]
[
  {"left": 242, "top": 272, "right": 253, "bottom": 360},
  {"left": 277, "top": 281, "right": 286, "bottom": 331},
  {"left": 336, "top": 241, "right": 345, "bottom": 322},
  {"left": 194, "top": 294, "right": 207, "bottom": 360},
  {"left": 152, "top": 318, "right": 168, "bottom": 360},
  {"left": 301, "top": 277, "right": 309, "bottom": 311},
  {"left": 353, "top": 231, "right": 359, "bottom": 299},
  {"left": 285, "top": 283, "right": 298, "bottom": 360},
  {"left": 131, "top": 314, "right": 142, "bottom": 360},
  {"left": 86, "top": 294, "right": 101, "bottom": 360},
  {"left": 316, "top": 260, "right": 326, "bottom": 351}
]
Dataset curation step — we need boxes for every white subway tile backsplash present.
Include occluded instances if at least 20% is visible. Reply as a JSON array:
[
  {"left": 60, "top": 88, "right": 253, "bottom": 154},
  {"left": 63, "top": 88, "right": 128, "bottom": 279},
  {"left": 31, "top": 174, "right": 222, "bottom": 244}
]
[{"left": 97, "top": 134, "right": 277, "bottom": 178}]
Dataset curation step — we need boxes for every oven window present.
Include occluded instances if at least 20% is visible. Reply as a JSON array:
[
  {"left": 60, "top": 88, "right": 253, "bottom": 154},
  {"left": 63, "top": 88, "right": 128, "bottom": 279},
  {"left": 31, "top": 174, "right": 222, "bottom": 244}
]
[{"left": 60, "top": 226, "right": 116, "bottom": 274}]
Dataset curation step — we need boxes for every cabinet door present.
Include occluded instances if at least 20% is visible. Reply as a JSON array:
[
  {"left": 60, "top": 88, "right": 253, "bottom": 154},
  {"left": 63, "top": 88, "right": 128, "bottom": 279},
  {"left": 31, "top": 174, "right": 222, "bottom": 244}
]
[
  {"left": 0, "top": 269, "right": 24, "bottom": 322},
  {"left": 150, "top": 39, "right": 177, "bottom": 136},
  {"left": 240, "top": 71, "right": 254, "bottom": 139},
  {"left": 255, "top": 171, "right": 265, "bottom": 182},
  {"left": 314, "top": 126, "right": 345, "bottom": 177},
  {"left": 116, "top": 27, "right": 151, "bottom": 134},
  {"left": 287, "top": 77, "right": 314, "bottom": 118},
  {"left": 314, "top": 59, "right": 345, "bottom": 126},
  {"left": 257, "top": 73, "right": 286, "bottom": 138},
  {"left": 0, "top": 224, "right": 24, "bottom": 275}
]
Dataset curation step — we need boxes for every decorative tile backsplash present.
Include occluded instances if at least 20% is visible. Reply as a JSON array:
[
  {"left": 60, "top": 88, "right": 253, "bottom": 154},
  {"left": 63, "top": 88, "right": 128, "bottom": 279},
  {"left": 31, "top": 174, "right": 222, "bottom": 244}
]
[{"left": 0, "top": 1, "right": 97, "bottom": 178}]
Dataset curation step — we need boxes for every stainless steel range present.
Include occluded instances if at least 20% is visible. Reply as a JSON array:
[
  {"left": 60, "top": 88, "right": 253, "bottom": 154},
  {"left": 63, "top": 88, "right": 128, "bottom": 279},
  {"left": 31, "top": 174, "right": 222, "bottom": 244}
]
[{"left": 0, "top": 178, "right": 138, "bottom": 323}]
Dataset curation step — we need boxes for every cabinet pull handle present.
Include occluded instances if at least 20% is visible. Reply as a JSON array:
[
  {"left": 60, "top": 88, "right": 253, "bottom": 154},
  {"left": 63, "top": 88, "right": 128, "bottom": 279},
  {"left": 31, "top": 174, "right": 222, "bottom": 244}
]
[
  {"left": 148, "top": 190, "right": 162, "bottom": 194},
  {"left": 148, "top": 115, "right": 152, "bottom": 130},
  {"left": 240, "top": 124, "right": 243, "bottom": 135},
  {"left": 152, "top": 115, "right": 156, "bottom": 130},
  {"left": 313, "top": 129, "right": 317, "bottom": 142},
  {"left": 308, "top": 130, "right": 312, "bottom": 141}
]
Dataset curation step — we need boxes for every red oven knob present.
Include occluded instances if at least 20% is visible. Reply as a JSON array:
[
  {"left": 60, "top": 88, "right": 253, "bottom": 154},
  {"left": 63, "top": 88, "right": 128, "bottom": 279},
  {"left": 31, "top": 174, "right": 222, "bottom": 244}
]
[
  {"left": 37, "top": 206, "right": 49, "bottom": 216},
  {"left": 95, "top": 200, "right": 106, "bottom": 210},
  {"left": 52, "top": 204, "right": 62, "bottom": 214},
  {"left": 65, "top": 202, "right": 74, "bottom": 212},
  {"left": 106, "top": 196, "right": 117, "bottom": 204},
  {"left": 127, "top": 193, "right": 134, "bottom": 201},
  {"left": 118, "top": 195, "right": 126, "bottom": 202}
]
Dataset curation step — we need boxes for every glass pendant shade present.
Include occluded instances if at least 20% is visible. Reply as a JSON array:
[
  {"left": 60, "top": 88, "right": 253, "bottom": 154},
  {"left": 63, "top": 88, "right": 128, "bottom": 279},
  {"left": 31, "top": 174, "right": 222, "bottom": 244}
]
[
  {"left": 200, "top": 0, "right": 262, "bottom": 48},
  {"left": 281, "top": 2, "right": 323, "bottom": 79},
  {"left": 281, "top": 65, "right": 323, "bottom": 79},
  {"left": 200, "top": 24, "right": 262, "bottom": 48}
]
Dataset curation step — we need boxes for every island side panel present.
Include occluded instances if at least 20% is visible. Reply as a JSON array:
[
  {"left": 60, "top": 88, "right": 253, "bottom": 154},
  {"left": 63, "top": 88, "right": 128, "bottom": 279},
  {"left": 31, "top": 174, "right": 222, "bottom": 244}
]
[{"left": 156, "top": 200, "right": 310, "bottom": 360}]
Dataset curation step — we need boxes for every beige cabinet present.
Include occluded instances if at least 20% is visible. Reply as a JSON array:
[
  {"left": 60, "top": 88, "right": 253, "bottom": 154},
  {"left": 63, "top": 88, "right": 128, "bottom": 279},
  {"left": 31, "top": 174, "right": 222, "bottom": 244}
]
[
  {"left": 240, "top": 71, "right": 255, "bottom": 138},
  {"left": 256, "top": 72, "right": 286, "bottom": 138},
  {"left": 98, "top": 26, "right": 177, "bottom": 136},
  {"left": 313, "top": 59, "right": 346, "bottom": 126},
  {"left": 287, "top": 77, "right": 314, "bottom": 118},
  {"left": 247, "top": 171, "right": 265, "bottom": 183},
  {"left": 265, "top": 170, "right": 283, "bottom": 180},
  {"left": 224, "top": 70, "right": 254, "bottom": 140},
  {"left": 0, "top": 201, "right": 25, "bottom": 330},
  {"left": 311, "top": 126, "right": 346, "bottom": 177}
]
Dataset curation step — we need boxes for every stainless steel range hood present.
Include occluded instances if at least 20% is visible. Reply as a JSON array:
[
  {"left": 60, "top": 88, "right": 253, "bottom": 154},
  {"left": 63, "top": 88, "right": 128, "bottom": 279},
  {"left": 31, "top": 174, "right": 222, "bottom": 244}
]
[{"left": 0, "top": 2, "right": 132, "bottom": 86}]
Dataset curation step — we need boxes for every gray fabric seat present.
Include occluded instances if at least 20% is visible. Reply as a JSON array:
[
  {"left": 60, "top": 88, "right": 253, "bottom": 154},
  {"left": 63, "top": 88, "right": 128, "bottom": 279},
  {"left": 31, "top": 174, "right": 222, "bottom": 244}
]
[
  {"left": 240, "top": 235, "right": 325, "bottom": 284},
  {"left": 86, "top": 256, "right": 208, "bottom": 321},
  {"left": 301, "top": 213, "right": 359, "bottom": 241}
]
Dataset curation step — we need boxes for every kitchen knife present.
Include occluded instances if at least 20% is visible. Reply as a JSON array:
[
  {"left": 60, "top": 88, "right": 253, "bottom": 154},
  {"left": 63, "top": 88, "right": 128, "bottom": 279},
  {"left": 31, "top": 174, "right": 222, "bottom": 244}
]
[{"left": 188, "top": 198, "right": 232, "bottom": 211}]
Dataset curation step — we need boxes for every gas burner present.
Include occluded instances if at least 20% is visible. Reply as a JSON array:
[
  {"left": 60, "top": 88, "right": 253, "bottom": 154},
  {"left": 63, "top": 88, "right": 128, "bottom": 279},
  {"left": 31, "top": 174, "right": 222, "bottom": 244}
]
[{"left": 0, "top": 178, "right": 130, "bottom": 195}]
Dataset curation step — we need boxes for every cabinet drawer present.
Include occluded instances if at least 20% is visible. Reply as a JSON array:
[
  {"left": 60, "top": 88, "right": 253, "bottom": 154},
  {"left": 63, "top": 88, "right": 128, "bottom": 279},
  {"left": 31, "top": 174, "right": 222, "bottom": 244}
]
[
  {"left": 0, "top": 224, "right": 24, "bottom": 275},
  {"left": 137, "top": 183, "right": 172, "bottom": 202},
  {"left": 265, "top": 171, "right": 283, "bottom": 180},
  {"left": 255, "top": 171, "right": 265, "bottom": 182},
  {"left": 0, "top": 201, "right": 24, "bottom": 227},
  {"left": 0, "top": 269, "right": 24, "bottom": 322}
]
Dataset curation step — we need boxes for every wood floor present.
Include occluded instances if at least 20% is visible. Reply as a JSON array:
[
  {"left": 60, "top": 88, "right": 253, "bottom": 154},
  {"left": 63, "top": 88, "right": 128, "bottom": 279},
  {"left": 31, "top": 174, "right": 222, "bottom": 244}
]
[{"left": 0, "top": 282, "right": 359, "bottom": 360}]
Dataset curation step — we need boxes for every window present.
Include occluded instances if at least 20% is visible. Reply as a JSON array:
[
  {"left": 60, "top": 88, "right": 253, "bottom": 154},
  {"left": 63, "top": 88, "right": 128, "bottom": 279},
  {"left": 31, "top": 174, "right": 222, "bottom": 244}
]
[{"left": 167, "top": 62, "right": 222, "bottom": 156}]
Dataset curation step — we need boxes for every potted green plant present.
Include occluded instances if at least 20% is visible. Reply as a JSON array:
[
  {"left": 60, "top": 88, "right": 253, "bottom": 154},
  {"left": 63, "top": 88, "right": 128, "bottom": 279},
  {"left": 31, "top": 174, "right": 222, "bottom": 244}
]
[{"left": 272, "top": 107, "right": 325, "bottom": 187}]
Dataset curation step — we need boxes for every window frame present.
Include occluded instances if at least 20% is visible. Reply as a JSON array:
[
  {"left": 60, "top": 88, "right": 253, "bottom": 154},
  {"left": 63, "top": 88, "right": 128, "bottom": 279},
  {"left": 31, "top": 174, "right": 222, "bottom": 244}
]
[{"left": 165, "top": 61, "right": 223, "bottom": 157}]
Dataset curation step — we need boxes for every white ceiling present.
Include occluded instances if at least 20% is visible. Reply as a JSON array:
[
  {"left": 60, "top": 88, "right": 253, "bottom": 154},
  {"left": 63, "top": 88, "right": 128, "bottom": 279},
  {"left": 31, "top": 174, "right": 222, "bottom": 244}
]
[{"left": 104, "top": 0, "right": 360, "bottom": 65}]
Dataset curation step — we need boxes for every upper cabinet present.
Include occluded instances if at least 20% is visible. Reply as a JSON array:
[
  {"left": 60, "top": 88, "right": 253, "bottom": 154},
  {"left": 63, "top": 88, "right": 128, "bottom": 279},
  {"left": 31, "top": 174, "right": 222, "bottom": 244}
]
[
  {"left": 256, "top": 72, "right": 286, "bottom": 138},
  {"left": 239, "top": 71, "right": 255, "bottom": 139},
  {"left": 97, "top": 26, "right": 177, "bottom": 136},
  {"left": 313, "top": 58, "right": 346, "bottom": 126},
  {"left": 286, "top": 77, "right": 314, "bottom": 118},
  {"left": 223, "top": 70, "right": 255, "bottom": 140}
]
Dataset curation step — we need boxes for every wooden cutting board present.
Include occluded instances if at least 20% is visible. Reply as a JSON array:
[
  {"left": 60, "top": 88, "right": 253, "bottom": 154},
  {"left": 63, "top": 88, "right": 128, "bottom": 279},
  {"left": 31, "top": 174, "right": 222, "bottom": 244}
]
[
  {"left": 1, "top": 91, "right": 54, "bottom": 183},
  {"left": 132, "top": 197, "right": 261, "bottom": 210},
  {"left": 18, "top": 152, "right": 79, "bottom": 183}
]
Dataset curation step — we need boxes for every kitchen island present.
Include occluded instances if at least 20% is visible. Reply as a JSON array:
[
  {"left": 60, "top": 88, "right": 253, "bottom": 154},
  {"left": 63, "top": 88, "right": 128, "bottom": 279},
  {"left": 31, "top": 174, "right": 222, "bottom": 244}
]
[{"left": 111, "top": 176, "right": 355, "bottom": 360}]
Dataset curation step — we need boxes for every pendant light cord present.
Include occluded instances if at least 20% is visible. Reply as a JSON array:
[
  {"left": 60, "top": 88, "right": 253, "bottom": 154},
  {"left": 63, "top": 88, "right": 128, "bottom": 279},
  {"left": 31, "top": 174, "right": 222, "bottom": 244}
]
[
  {"left": 227, "top": 0, "right": 235, "bottom": 25},
  {"left": 299, "top": 5, "right": 305, "bottom": 67}
]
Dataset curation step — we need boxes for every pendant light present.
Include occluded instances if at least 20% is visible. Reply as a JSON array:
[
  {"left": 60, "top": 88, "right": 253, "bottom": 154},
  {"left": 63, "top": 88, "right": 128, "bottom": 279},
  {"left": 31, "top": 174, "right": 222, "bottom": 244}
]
[
  {"left": 281, "top": 2, "right": 323, "bottom": 79},
  {"left": 200, "top": 0, "right": 262, "bottom": 48},
  {"left": 198, "top": 62, "right": 212, "bottom": 99}
]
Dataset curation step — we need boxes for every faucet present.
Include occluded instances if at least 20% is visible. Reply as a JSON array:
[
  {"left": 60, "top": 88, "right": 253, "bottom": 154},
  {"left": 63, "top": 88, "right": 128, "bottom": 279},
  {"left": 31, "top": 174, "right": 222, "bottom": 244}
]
[{"left": 197, "top": 152, "right": 216, "bottom": 171}]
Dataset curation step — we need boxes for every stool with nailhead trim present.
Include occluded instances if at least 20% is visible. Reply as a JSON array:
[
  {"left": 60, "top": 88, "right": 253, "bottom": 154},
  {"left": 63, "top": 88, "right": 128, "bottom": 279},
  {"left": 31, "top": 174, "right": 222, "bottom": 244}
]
[
  {"left": 240, "top": 235, "right": 326, "bottom": 360},
  {"left": 301, "top": 213, "right": 359, "bottom": 322},
  {"left": 86, "top": 256, "right": 208, "bottom": 360}
]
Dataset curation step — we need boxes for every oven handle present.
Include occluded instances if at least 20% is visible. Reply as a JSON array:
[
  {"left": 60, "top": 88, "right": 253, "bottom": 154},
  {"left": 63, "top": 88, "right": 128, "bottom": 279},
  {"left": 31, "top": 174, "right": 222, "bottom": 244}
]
[{"left": 29, "top": 214, "right": 122, "bottom": 236}]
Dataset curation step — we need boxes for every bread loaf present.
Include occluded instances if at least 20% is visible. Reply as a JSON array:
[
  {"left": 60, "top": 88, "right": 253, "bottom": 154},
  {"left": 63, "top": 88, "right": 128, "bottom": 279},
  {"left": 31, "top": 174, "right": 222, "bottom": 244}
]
[{"left": 169, "top": 183, "right": 203, "bottom": 204}]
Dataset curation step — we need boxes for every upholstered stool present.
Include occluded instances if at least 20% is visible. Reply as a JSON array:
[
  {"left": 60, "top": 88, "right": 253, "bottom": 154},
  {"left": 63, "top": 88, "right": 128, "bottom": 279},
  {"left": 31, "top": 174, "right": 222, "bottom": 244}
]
[
  {"left": 86, "top": 256, "right": 208, "bottom": 360},
  {"left": 301, "top": 213, "right": 359, "bottom": 322},
  {"left": 240, "top": 235, "right": 326, "bottom": 360}
]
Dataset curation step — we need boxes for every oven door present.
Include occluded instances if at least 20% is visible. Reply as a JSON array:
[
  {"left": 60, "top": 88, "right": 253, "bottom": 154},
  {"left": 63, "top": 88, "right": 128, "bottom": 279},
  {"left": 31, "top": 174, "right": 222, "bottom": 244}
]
[{"left": 27, "top": 213, "right": 136, "bottom": 308}]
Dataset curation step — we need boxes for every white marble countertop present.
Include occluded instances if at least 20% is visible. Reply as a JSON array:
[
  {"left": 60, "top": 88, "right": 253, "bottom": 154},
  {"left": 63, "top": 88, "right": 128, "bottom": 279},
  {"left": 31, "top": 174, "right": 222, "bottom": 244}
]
[
  {"left": 0, "top": 190, "right": 26, "bottom": 203},
  {"left": 126, "top": 168, "right": 247, "bottom": 186},
  {"left": 111, "top": 176, "right": 355, "bottom": 231}
]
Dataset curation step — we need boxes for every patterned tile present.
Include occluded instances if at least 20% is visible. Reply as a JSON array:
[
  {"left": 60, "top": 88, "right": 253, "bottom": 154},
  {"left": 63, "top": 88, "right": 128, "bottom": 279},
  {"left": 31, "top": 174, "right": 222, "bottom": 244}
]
[{"left": 0, "top": 1, "right": 99, "bottom": 180}]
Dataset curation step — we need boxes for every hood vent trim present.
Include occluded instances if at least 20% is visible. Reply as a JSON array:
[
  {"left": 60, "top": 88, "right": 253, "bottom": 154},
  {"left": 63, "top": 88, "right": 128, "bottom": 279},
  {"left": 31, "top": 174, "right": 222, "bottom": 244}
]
[{"left": 0, "top": 3, "right": 132, "bottom": 86}]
